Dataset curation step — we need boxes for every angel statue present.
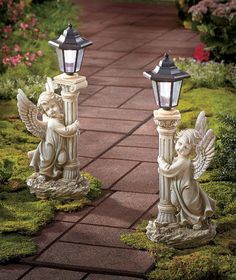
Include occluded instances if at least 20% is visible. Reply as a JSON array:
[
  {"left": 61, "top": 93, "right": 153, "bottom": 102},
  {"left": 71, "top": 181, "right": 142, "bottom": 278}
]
[
  {"left": 16, "top": 78, "right": 88, "bottom": 199},
  {"left": 158, "top": 111, "right": 216, "bottom": 230}
]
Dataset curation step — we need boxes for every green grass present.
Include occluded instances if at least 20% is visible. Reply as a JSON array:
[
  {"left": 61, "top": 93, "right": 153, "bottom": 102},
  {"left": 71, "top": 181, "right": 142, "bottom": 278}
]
[
  {"left": 0, "top": 233, "right": 37, "bottom": 263},
  {"left": 121, "top": 181, "right": 236, "bottom": 280},
  {"left": 179, "top": 82, "right": 236, "bottom": 134}
]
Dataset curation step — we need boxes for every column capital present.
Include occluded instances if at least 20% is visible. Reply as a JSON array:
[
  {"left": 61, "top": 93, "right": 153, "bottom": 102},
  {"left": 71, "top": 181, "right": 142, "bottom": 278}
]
[
  {"left": 153, "top": 108, "right": 181, "bottom": 130},
  {"left": 53, "top": 73, "right": 88, "bottom": 93}
]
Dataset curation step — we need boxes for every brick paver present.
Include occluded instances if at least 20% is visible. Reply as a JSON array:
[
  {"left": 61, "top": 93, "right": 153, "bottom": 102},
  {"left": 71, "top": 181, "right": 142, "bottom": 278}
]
[{"left": 4, "top": 0, "right": 201, "bottom": 278}]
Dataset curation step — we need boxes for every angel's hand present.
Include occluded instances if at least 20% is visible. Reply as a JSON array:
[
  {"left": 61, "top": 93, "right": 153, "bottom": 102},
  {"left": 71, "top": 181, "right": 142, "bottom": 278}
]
[
  {"left": 158, "top": 156, "right": 164, "bottom": 165},
  {"left": 72, "top": 120, "right": 80, "bottom": 133}
]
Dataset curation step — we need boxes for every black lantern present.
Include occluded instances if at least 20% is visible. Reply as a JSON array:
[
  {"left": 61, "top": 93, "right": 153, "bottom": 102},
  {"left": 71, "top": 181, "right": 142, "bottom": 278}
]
[
  {"left": 143, "top": 53, "right": 190, "bottom": 110},
  {"left": 48, "top": 24, "right": 92, "bottom": 75}
]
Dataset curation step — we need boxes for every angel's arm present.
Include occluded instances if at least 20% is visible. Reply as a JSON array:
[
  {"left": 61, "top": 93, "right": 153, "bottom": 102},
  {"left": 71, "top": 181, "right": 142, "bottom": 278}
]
[
  {"left": 158, "top": 156, "right": 187, "bottom": 178},
  {"left": 17, "top": 89, "right": 47, "bottom": 139},
  {"left": 54, "top": 120, "right": 79, "bottom": 137}
]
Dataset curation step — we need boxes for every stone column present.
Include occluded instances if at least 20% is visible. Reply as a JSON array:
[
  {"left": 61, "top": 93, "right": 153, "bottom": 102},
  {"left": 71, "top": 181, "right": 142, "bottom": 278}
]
[
  {"left": 53, "top": 73, "right": 88, "bottom": 180},
  {"left": 154, "top": 108, "right": 181, "bottom": 224}
]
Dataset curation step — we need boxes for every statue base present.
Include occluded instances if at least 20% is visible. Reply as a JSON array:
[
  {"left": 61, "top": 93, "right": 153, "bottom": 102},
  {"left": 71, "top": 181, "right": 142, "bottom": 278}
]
[
  {"left": 146, "top": 219, "right": 216, "bottom": 249},
  {"left": 27, "top": 174, "right": 90, "bottom": 200}
]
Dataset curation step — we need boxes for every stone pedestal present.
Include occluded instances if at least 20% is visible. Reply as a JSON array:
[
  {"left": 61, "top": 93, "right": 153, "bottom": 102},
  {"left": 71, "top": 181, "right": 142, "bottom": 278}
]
[
  {"left": 154, "top": 108, "right": 181, "bottom": 224},
  {"left": 53, "top": 73, "right": 87, "bottom": 180}
]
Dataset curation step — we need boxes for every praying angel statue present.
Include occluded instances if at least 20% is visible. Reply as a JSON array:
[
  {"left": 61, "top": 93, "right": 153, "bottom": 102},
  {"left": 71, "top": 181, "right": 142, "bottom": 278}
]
[{"left": 158, "top": 111, "right": 216, "bottom": 230}]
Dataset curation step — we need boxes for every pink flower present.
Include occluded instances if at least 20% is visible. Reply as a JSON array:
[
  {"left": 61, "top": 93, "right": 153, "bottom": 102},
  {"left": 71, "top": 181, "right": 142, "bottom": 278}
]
[
  {"left": 14, "top": 44, "right": 21, "bottom": 52},
  {"left": 1, "top": 45, "right": 11, "bottom": 54},
  {"left": 193, "top": 43, "right": 210, "bottom": 62},
  {"left": 10, "top": 54, "right": 22, "bottom": 66},
  {"left": 25, "top": 61, "right": 32, "bottom": 67},
  {"left": 24, "top": 52, "right": 30, "bottom": 60},
  {"left": 34, "top": 28, "right": 39, "bottom": 33},
  {"left": 31, "top": 16, "right": 37, "bottom": 27},
  {"left": 2, "top": 57, "right": 10, "bottom": 65},
  {"left": 37, "top": 50, "right": 43, "bottom": 57},
  {"left": 29, "top": 53, "right": 36, "bottom": 62},
  {"left": 3, "top": 25, "right": 12, "bottom": 33},
  {"left": 20, "top": 22, "right": 29, "bottom": 30}
]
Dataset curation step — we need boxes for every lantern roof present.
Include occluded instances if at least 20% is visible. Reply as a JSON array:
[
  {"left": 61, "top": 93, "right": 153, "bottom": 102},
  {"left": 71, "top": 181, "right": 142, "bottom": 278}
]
[
  {"left": 143, "top": 53, "right": 190, "bottom": 82},
  {"left": 48, "top": 24, "right": 93, "bottom": 50}
]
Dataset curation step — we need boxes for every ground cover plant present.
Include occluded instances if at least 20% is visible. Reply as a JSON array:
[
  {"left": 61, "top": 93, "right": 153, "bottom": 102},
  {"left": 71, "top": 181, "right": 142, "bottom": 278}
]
[{"left": 0, "top": 0, "right": 102, "bottom": 263}]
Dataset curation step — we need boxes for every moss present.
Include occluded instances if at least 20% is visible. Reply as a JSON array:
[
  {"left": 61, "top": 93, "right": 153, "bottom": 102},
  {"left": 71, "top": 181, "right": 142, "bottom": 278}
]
[
  {"left": 82, "top": 171, "right": 102, "bottom": 200},
  {"left": 0, "top": 189, "right": 54, "bottom": 235},
  {"left": 54, "top": 197, "right": 90, "bottom": 212},
  {"left": 178, "top": 87, "right": 236, "bottom": 135},
  {"left": 201, "top": 181, "right": 236, "bottom": 216},
  {"left": 0, "top": 233, "right": 37, "bottom": 263}
]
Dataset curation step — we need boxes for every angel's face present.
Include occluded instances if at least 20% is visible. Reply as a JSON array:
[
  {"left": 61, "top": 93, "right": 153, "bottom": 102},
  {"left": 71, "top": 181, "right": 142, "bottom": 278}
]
[
  {"left": 41, "top": 100, "right": 60, "bottom": 118},
  {"left": 175, "top": 136, "right": 192, "bottom": 157}
]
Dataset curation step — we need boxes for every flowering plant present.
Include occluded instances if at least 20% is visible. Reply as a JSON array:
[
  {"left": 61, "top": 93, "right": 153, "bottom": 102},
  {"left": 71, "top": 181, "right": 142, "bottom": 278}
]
[
  {"left": 193, "top": 43, "right": 210, "bottom": 62},
  {"left": 189, "top": 0, "right": 236, "bottom": 63}
]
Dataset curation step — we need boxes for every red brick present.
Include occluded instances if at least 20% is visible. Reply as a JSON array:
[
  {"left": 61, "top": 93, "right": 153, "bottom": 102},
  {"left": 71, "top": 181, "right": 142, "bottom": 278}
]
[
  {"left": 83, "top": 57, "right": 115, "bottom": 68},
  {"left": 88, "top": 36, "right": 118, "bottom": 50},
  {"left": 21, "top": 267, "right": 85, "bottom": 280},
  {"left": 36, "top": 242, "right": 154, "bottom": 275},
  {"left": 112, "top": 162, "right": 158, "bottom": 194},
  {"left": 86, "top": 50, "right": 126, "bottom": 60},
  {"left": 110, "top": 53, "right": 158, "bottom": 69},
  {"left": 81, "top": 86, "right": 141, "bottom": 108},
  {"left": 80, "top": 66, "right": 102, "bottom": 78},
  {"left": 102, "top": 146, "right": 156, "bottom": 163},
  {"left": 79, "top": 106, "right": 150, "bottom": 121},
  {"left": 61, "top": 224, "right": 133, "bottom": 248},
  {"left": 84, "top": 159, "right": 138, "bottom": 189},
  {"left": 101, "top": 38, "right": 149, "bottom": 52},
  {"left": 133, "top": 119, "right": 156, "bottom": 136},
  {"left": 81, "top": 191, "right": 159, "bottom": 228},
  {"left": 132, "top": 204, "right": 158, "bottom": 229},
  {"left": 79, "top": 117, "right": 139, "bottom": 133},
  {"left": 121, "top": 89, "right": 156, "bottom": 111},
  {"left": 0, "top": 265, "right": 31, "bottom": 280},
  {"left": 118, "top": 135, "right": 158, "bottom": 149},
  {"left": 79, "top": 131, "right": 123, "bottom": 157},
  {"left": 79, "top": 85, "right": 104, "bottom": 96},
  {"left": 32, "top": 222, "right": 72, "bottom": 254},
  {"left": 94, "top": 67, "right": 145, "bottom": 78},
  {"left": 88, "top": 75, "right": 150, "bottom": 88},
  {"left": 79, "top": 156, "right": 94, "bottom": 169},
  {"left": 86, "top": 274, "right": 142, "bottom": 280}
]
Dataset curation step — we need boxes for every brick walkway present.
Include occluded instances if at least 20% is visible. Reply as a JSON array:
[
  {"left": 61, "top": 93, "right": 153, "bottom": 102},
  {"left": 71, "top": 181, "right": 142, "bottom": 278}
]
[{"left": 0, "top": 1, "right": 200, "bottom": 279}]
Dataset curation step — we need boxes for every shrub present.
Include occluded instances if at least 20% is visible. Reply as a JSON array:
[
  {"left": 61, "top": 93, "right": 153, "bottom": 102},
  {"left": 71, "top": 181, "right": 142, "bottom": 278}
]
[
  {"left": 176, "top": 58, "right": 235, "bottom": 88},
  {"left": 175, "top": 0, "right": 201, "bottom": 28},
  {"left": 189, "top": 0, "right": 236, "bottom": 63},
  {"left": 213, "top": 114, "right": 236, "bottom": 182}
]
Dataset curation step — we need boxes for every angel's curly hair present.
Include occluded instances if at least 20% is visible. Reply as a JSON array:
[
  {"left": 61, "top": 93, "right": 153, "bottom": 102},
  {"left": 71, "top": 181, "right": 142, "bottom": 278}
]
[
  {"left": 176, "top": 129, "right": 202, "bottom": 148},
  {"left": 37, "top": 91, "right": 63, "bottom": 114}
]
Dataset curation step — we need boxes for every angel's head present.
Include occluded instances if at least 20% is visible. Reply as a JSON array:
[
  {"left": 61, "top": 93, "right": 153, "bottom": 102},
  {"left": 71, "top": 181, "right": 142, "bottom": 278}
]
[
  {"left": 37, "top": 91, "right": 63, "bottom": 119},
  {"left": 175, "top": 129, "right": 202, "bottom": 157}
]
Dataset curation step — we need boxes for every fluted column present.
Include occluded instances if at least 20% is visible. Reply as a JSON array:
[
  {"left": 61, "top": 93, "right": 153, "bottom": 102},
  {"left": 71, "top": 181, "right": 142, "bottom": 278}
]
[
  {"left": 154, "top": 108, "right": 181, "bottom": 224},
  {"left": 53, "top": 73, "right": 88, "bottom": 180}
]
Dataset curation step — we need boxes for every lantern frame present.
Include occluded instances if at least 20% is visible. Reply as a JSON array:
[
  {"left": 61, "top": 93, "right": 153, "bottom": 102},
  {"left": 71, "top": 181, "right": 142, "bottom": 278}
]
[
  {"left": 48, "top": 24, "right": 92, "bottom": 75},
  {"left": 143, "top": 53, "right": 190, "bottom": 110}
]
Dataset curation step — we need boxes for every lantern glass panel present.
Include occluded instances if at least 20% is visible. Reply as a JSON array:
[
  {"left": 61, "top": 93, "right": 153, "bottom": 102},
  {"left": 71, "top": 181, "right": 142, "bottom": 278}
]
[
  {"left": 55, "top": 48, "right": 64, "bottom": 72},
  {"left": 64, "top": 50, "right": 77, "bottom": 73},
  {"left": 158, "top": 82, "right": 171, "bottom": 108},
  {"left": 75, "top": 49, "right": 84, "bottom": 72},
  {"left": 151, "top": 80, "right": 159, "bottom": 106},
  {"left": 172, "top": 80, "right": 182, "bottom": 107}
]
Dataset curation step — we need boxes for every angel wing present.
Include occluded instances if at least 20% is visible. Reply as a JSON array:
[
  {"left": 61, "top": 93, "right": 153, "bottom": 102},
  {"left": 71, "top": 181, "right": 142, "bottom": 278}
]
[
  {"left": 17, "top": 89, "right": 47, "bottom": 139},
  {"left": 192, "top": 111, "right": 216, "bottom": 180}
]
